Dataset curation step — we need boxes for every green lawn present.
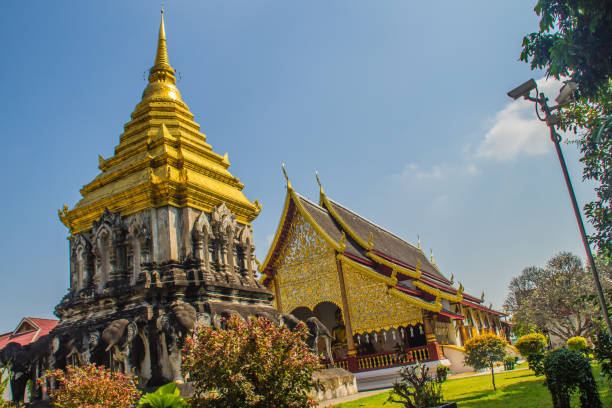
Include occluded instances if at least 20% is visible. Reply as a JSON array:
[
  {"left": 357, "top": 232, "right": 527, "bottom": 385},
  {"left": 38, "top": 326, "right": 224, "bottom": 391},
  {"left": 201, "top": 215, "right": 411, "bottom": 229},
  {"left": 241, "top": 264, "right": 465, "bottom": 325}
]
[{"left": 334, "top": 366, "right": 611, "bottom": 408}]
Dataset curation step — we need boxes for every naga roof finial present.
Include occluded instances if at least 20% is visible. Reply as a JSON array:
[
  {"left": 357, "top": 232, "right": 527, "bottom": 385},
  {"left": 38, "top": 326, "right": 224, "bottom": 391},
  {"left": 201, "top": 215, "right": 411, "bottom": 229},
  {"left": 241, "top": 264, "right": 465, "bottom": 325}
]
[
  {"left": 282, "top": 163, "right": 293, "bottom": 191},
  {"left": 315, "top": 170, "right": 324, "bottom": 194},
  {"left": 417, "top": 235, "right": 422, "bottom": 251}
]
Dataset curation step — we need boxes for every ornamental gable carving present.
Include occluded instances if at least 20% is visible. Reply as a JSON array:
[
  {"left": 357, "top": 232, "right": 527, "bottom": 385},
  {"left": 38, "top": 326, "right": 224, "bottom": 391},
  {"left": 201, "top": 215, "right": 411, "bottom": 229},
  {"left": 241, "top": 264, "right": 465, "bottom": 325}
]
[
  {"left": 211, "top": 203, "right": 237, "bottom": 242},
  {"left": 274, "top": 212, "right": 343, "bottom": 313},
  {"left": 342, "top": 260, "right": 422, "bottom": 334}
]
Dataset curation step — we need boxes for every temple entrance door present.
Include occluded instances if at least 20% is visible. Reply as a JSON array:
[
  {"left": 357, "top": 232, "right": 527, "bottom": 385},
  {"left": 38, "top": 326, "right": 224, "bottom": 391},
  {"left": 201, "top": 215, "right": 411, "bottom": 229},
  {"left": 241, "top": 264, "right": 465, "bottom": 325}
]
[
  {"left": 290, "top": 306, "right": 314, "bottom": 322},
  {"left": 313, "top": 302, "right": 346, "bottom": 361}
]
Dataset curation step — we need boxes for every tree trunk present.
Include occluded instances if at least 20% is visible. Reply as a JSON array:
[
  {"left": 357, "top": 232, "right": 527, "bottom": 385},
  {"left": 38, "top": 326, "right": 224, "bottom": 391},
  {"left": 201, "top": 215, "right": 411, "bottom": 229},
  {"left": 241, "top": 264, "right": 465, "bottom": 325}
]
[{"left": 490, "top": 360, "right": 496, "bottom": 390}]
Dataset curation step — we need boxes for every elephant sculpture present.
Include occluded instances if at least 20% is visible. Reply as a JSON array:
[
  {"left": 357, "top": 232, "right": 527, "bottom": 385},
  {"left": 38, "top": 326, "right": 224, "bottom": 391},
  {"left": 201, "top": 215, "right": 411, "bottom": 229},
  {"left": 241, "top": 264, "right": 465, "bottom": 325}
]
[
  {"left": 156, "top": 301, "right": 197, "bottom": 382},
  {"left": 279, "top": 314, "right": 334, "bottom": 365},
  {"left": 65, "top": 330, "right": 100, "bottom": 367},
  {"left": 102, "top": 318, "right": 138, "bottom": 374},
  {"left": 0, "top": 335, "right": 51, "bottom": 403}
]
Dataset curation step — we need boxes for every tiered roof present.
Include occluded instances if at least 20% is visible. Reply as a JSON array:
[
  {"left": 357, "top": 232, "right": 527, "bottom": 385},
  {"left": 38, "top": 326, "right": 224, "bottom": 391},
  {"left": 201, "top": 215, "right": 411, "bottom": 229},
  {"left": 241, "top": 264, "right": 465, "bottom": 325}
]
[
  {"left": 58, "top": 11, "right": 260, "bottom": 234},
  {"left": 262, "top": 172, "right": 506, "bottom": 317}
]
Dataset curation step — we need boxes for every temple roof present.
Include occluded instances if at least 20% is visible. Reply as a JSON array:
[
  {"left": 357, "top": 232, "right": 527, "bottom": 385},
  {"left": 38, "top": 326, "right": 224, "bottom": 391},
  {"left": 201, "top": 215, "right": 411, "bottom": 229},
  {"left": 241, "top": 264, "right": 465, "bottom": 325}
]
[
  {"left": 59, "top": 11, "right": 261, "bottom": 234},
  {"left": 260, "top": 175, "right": 470, "bottom": 309},
  {"left": 321, "top": 198, "right": 450, "bottom": 285},
  {"left": 0, "top": 317, "right": 58, "bottom": 350}
]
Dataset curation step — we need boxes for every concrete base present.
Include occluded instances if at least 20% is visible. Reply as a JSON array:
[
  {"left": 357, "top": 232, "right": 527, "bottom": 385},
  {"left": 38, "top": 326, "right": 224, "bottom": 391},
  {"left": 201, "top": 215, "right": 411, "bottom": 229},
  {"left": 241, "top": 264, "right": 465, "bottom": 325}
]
[
  {"left": 354, "top": 359, "right": 450, "bottom": 391},
  {"left": 311, "top": 368, "right": 358, "bottom": 402}
]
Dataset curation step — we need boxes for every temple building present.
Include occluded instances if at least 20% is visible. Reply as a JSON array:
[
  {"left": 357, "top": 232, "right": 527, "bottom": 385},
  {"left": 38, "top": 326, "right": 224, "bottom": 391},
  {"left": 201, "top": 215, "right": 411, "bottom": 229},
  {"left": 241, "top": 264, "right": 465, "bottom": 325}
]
[
  {"left": 260, "top": 171, "right": 513, "bottom": 389},
  {"left": 2, "top": 11, "right": 280, "bottom": 403}
]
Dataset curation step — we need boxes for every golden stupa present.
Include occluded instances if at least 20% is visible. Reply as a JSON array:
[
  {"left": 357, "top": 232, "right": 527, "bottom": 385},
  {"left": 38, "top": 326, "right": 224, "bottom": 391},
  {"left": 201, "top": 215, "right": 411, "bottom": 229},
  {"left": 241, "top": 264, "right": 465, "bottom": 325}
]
[{"left": 59, "top": 11, "right": 260, "bottom": 234}]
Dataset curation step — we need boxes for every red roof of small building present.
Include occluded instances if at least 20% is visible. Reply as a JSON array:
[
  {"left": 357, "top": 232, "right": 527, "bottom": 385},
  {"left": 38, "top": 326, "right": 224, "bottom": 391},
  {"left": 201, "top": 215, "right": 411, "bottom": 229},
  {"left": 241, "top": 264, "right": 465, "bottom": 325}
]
[{"left": 0, "top": 317, "right": 58, "bottom": 350}]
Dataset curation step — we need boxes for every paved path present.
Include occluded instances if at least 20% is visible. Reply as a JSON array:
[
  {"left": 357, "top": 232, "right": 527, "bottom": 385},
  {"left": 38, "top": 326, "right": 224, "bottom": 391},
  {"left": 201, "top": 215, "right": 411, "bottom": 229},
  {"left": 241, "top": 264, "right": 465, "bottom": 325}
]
[{"left": 319, "top": 388, "right": 391, "bottom": 407}]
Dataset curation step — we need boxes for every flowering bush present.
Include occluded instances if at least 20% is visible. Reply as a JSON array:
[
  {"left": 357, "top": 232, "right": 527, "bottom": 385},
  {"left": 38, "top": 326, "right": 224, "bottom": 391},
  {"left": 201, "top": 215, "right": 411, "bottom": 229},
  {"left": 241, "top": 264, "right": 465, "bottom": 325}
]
[
  {"left": 43, "top": 364, "right": 141, "bottom": 408},
  {"left": 182, "top": 315, "right": 320, "bottom": 407}
]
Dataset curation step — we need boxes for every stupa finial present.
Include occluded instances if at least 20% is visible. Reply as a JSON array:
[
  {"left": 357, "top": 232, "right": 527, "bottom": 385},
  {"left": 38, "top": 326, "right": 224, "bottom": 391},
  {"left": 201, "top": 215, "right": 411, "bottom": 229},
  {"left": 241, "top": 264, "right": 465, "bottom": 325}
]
[
  {"left": 142, "top": 8, "right": 182, "bottom": 101},
  {"left": 155, "top": 8, "right": 170, "bottom": 67}
]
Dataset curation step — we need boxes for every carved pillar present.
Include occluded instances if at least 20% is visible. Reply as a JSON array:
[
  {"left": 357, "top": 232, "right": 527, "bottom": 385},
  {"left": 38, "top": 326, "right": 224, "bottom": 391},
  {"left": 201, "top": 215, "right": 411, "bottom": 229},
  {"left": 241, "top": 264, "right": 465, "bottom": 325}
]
[
  {"left": 335, "top": 259, "right": 357, "bottom": 372},
  {"left": 423, "top": 314, "right": 441, "bottom": 361}
]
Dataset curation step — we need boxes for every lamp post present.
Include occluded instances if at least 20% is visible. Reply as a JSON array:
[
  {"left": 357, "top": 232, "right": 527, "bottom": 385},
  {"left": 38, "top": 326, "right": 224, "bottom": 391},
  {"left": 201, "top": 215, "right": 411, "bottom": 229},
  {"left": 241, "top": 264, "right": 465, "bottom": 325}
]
[{"left": 507, "top": 79, "right": 612, "bottom": 337}]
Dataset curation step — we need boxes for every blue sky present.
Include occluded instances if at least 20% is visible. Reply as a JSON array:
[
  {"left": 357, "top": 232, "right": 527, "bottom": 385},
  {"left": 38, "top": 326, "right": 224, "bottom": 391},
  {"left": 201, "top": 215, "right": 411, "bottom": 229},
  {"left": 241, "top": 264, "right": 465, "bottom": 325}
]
[{"left": 0, "top": 1, "right": 596, "bottom": 331}]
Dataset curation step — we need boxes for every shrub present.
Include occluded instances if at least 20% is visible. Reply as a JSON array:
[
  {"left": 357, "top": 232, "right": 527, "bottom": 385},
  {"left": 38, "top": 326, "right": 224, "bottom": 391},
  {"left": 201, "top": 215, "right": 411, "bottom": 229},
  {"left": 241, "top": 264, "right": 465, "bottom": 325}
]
[
  {"left": 542, "top": 348, "right": 602, "bottom": 408},
  {"left": 567, "top": 336, "right": 589, "bottom": 353},
  {"left": 593, "top": 328, "right": 612, "bottom": 379},
  {"left": 514, "top": 333, "right": 548, "bottom": 374},
  {"left": 387, "top": 362, "right": 443, "bottom": 408},
  {"left": 503, "top": 355, "right": 516, "bottom": 370},
  {"left": 43, "top": 364, "right": 141, "bottom": 408},
  {"left": 138, "top": 382, "right": 188, "bottom": 408},
  {"left": 182, "top": 315, "right": 320, "bottom": 408},
  {"left": 435, "top": 365, "right": 450, "bottom": 383},
  {"left": 464, "top": 333, "right": 507, "bottom": 390},
  {"left": 514, "top": 333, "right": 548, "bottom": 357}
]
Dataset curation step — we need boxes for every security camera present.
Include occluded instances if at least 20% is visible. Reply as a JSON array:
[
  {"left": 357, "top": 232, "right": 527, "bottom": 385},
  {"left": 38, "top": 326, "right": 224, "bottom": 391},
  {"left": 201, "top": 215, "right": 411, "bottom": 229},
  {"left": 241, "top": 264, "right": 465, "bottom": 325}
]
[
  {"left": 507, "top": 79, "right": 537, "bottom": 100},
  {"left": 555, "top": 81, "right": 577, "bottom": 107}
]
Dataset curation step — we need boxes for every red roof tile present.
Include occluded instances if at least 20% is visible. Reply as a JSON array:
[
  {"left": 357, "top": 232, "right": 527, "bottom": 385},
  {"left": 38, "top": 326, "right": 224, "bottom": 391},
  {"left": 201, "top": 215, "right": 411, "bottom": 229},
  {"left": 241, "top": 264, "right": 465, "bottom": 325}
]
[{"left": 0, "top": 317, "right": 58, "bottom": 350}]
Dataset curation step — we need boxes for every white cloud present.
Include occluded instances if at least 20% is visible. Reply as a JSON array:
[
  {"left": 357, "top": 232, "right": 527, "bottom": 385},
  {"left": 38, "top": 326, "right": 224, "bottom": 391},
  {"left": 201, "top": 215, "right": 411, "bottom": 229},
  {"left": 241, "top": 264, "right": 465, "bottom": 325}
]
[
  {"left": 477, "top": 77, "right": 566, "bottom": 161},
  {"left": 394, "top": 162, "right": 479, "bottom": 182}
]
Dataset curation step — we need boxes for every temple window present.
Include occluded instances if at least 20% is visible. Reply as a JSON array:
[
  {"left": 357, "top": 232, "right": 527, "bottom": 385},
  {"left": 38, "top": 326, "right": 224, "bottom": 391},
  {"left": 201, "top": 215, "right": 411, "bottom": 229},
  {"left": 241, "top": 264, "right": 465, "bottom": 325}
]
[{"left": 208, "top": 243, "right": 217, "bottom": 268}]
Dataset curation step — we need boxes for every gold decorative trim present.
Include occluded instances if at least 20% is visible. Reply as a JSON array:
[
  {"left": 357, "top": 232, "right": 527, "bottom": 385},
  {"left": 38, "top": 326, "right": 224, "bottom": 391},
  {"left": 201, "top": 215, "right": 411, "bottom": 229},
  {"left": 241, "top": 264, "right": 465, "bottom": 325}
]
[
  {"left": 388, "top": 288, "right": 442, "bottom": 312},
  {"left": 318, "top": 178, "right": 373, "bottom": 251},
  {"left": 366, "top": 251, "right": 421, "bottom": 279},
  {"left": 413, "top": 280, "right": 463, "bottom": 303},
  {"left": 337, "top": 254, "right": 397, "bottom": 287},
  {"left": 291, "top": 190, "right": 345, "bottom": 253}
]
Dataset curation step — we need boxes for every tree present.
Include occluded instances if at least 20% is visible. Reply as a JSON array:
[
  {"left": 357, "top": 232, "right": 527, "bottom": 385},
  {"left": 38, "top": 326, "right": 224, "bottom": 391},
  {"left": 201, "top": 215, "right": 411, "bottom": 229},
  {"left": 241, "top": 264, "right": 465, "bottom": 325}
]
[
  {"left": 520, "top": 0, "right": 612, "bottom": 99},
  {"left": 182, "top": 315, "right": 320, "bottom": 408},
  {"left": 464, "top": 333, "right": 507, "bottom": 390},
  {"left": 504, "top": 252, "right": 609, "bottom": 341},
  {"left": 520, "top": 0, "right": 612, "bottom": 261}
]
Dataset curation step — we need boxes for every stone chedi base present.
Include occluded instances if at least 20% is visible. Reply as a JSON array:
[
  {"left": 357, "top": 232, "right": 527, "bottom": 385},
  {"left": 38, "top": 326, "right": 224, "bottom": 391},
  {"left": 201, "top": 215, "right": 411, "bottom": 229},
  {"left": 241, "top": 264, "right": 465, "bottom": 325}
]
[
  {"left": 311, "top": 368, "right": 358, "bottom": 402},
  {"left": 51, "top": 204, "right": 278, "bottom": 389}
]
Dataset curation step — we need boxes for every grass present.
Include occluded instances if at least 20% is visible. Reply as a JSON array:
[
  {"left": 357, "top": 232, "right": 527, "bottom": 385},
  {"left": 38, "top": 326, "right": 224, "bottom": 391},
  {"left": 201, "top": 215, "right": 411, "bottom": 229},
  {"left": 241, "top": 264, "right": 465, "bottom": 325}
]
[{"left": 333, "top": 365, "right": 612, "bottom": 408}]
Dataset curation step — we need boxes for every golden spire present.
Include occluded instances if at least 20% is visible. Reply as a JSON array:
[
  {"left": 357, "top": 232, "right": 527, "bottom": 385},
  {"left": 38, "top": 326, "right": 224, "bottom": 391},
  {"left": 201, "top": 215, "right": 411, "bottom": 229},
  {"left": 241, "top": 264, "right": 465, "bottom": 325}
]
[
  {"left": 155, "top": 8, "right": 170, "bottom": 67},
  {"left": 142, "top": 8, "right": 182, "bottom": 101}
]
